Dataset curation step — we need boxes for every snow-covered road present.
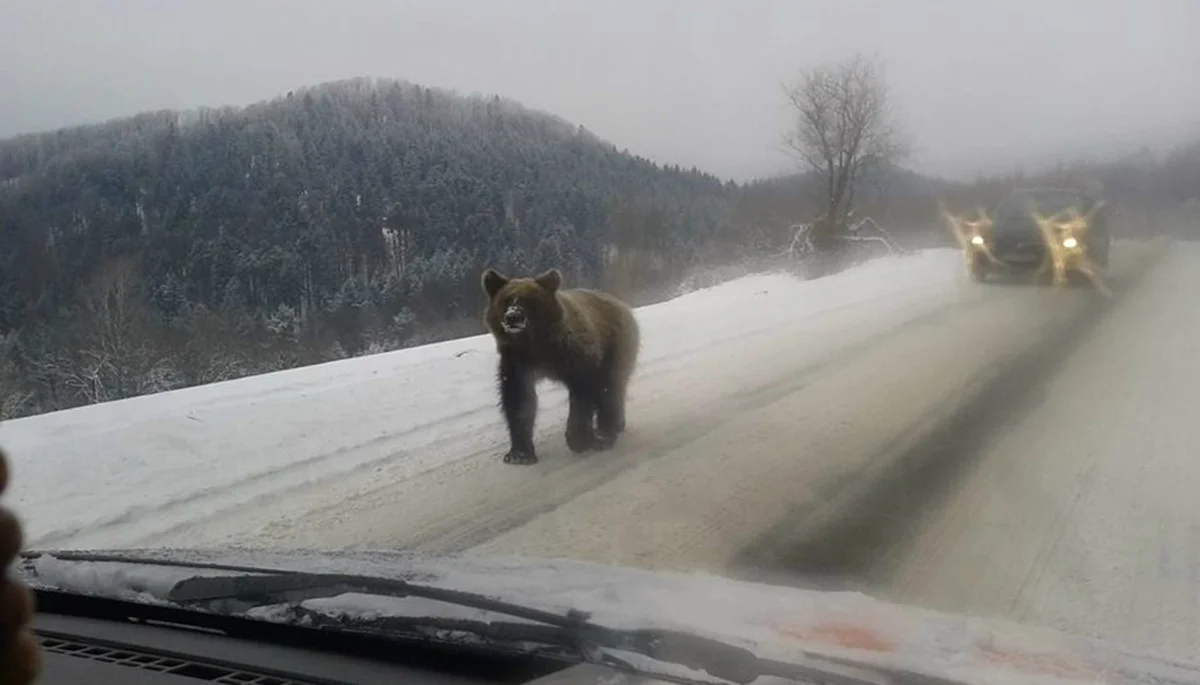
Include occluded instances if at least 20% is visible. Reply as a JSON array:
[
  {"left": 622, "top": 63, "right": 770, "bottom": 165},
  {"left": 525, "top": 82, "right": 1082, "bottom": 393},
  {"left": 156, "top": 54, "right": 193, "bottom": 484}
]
[
  {"left": 837, "top": 240, "right": 1200, "bottom": 662},
  {"left": 1, "top": 240, "right": 1159, "bottom": 561},
  {"left": 3, "top": 249, "right": 967, "bottom": 549},
  {"left": 7, "top": 237, "right": 1190, "bottom": 661}
]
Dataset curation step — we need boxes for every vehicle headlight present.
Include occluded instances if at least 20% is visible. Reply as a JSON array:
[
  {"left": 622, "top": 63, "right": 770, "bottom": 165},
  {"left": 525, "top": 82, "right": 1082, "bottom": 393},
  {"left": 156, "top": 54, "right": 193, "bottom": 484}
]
[
  {"left": 1062, "top": 237, "right": 1078, "bottom": 249},
  {"left": 970, "top": 235, "right": 985, "bottom": 246}
]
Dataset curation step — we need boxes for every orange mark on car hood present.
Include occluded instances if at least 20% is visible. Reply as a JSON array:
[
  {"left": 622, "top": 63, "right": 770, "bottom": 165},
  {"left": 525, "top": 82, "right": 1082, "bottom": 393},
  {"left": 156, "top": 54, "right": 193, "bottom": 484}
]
[
  {"left": 775, "top": 620, "right": 897, "bottom": 653},
  {"left": 976, "top": 645, "right": 1102, "bottom": 681}
]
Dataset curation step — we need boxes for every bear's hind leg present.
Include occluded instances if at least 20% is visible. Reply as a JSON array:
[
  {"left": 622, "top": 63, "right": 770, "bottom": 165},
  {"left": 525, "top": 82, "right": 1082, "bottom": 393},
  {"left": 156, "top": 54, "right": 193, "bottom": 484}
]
[
  {"left": 595, "top": 347, "right": 628, "bottom": 449},
  {"left": 565, "top": 386, "right": 598, "bottom": 454},
  {"left": 595, "top": 383, "right": 625, "bottom": 449}
]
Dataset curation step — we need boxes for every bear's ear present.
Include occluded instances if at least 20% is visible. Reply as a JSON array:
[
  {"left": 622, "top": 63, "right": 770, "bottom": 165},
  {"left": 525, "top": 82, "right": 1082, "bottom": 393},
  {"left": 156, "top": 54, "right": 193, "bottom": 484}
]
[
  {"left": 534, "top": 269, "right": 562, "bottom": 294},
  {"left": 481, "top": 269, "right": 509, "bottom": 299}
]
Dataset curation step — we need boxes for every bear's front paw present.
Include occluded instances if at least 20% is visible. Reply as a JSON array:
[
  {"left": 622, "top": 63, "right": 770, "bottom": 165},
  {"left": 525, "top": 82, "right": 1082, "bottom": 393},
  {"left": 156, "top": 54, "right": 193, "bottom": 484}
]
[
  {"left": 503, "top": 448, "right": 538, "bottom": 465},
  {"left": 593, "top": 430, "right": 618, "bottom": 451},
  {"left": 565, "top": 426, "right": 596, "bottom": 454}
]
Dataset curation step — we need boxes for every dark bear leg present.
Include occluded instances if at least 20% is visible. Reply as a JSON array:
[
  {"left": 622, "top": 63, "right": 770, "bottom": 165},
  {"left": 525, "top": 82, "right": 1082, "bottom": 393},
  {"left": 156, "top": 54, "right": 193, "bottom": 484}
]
[
  {"left": 595, "top": 384, "right": 624, "bottom": 450},
  {"left": 565, "top": 386, "right": 597, "bottom": 454},
  {"left": 498, "top": 354, "right": 538, "bottom": 464},
  {"left": 597, "top": 381, "right": 626, "bottom": 433},
  {"left": 595, "top": 351, "right": 626, "bottom": 450}
]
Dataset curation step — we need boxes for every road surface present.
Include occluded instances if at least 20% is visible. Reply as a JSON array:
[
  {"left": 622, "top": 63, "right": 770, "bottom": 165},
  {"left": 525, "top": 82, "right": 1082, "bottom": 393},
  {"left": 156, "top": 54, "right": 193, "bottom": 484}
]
[
  {"left": 161, "top": 242, "right": 1163, "bottom": 571},
  {"left": 142, "top": 261, "right": 974, "bottom": 551},
  {"left": 6, "top": 249, "right": 967, "bottom": 550},
  {"left": 198, "top": 239, "right": 1190, "bottom": 661},
  {"left": 818, "top": 240, "right": 1200, "bottom": 662},
  {"left": 23, "top": 238, "right": 1189, "bottom": 661}
]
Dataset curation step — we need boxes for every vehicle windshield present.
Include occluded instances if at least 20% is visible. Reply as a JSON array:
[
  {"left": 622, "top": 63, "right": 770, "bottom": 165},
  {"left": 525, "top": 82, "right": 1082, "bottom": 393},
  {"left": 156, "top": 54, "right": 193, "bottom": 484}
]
[
  {"left": 2, "top": 0, "right": 1199, "bottom": 676},
  {"left": 996, "top": 189, "right": 1090, "bottom": 218}
]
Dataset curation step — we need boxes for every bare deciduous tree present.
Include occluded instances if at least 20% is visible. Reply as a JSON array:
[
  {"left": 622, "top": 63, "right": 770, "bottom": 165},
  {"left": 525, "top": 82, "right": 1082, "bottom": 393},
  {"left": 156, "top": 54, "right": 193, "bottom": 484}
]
[
  {"left": 0, "top": 334, "right": 33, "bottom": 420},
  {"left": 784, "top": 53, "right": 908, "bottom": 247},
  {"left": 57, "top": 257, "right": 179, "bottom": 404}
]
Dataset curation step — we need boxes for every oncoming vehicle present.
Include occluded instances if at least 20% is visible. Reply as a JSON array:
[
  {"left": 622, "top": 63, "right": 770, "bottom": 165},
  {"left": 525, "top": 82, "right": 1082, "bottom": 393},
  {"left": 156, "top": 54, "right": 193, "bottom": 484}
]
[{"left": 966, "top": 187, "right": 1111, "bottom": 284}]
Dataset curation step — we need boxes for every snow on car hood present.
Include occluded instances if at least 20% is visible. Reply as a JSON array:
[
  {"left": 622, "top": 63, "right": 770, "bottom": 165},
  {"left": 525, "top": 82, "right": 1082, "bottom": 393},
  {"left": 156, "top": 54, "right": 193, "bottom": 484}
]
[{"left": 20, "top": 547, "right": 1200, "bottom": 685}]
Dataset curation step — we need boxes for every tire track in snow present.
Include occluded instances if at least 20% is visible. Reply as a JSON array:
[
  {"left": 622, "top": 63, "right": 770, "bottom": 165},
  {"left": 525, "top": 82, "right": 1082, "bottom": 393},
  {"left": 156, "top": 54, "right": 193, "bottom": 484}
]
[
  {"left": 11, "top": 251, "right": 963, "bottom": 550},
  {"left": 458, "top": 243, "right": 1164, "bottom": 575},
  {"left": 845, "top": 240, "right": 1200, "bottom": 661},
  {"left": 152, "top": 269, "right": 971, "bottom": 551},
  {"left": 400, "top": 298, "right": 972, "bottom": 555},
  {"left": 731, "top": 241, "right": 1165, "bottom": 586}
]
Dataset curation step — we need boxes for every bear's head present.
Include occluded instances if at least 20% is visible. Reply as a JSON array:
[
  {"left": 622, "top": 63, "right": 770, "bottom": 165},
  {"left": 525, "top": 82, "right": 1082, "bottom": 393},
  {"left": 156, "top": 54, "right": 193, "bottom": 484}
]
[{"left": 481, "top": 268, "right": 563, "bottom": 341}]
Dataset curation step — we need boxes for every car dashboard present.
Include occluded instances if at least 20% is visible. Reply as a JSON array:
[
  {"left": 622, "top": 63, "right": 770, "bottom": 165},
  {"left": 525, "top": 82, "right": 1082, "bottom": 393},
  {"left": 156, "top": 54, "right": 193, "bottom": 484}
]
[{"left": 33, "top": 608, "right": 657, "bottom": 685}]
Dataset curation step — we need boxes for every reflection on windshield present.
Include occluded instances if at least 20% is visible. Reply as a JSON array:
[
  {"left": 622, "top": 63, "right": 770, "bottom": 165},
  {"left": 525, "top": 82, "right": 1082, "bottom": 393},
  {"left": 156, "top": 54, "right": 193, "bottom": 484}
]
[
  {"left": 2, "top": 1, "right": 1200, "bottom": 677},
  {"left": 996, "top": 190, "right": 1089, "bottom": 217}
]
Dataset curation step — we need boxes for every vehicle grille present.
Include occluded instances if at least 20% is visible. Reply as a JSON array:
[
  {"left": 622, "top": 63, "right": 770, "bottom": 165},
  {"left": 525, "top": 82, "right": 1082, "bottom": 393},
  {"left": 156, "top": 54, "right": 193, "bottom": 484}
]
[
  {"left": 994, "top": 236, "right": 1044, "bottom": 252},
  {"left": 992, "top": 221, "right": 1046, "bottom": 261}
]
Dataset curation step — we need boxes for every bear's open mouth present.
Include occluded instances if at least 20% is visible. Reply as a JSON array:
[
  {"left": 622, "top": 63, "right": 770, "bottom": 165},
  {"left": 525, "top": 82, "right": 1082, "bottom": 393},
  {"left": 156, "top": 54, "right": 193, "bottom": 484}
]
[{"left": 501, "top": 305, "right": 527, "bottom": 334}]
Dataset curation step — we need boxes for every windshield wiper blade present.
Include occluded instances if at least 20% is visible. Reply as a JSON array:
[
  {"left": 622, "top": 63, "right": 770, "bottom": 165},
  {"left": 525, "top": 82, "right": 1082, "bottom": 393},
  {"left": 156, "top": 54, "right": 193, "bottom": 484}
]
[
  {"left": 167, "top": 571, "right": 785, "bottom": 685},
  {"left": 168, "top": 570, "right": 589, "bottom": 628},
  {"left": 23, "top": 551, "right": 957, "bottom": 685}
]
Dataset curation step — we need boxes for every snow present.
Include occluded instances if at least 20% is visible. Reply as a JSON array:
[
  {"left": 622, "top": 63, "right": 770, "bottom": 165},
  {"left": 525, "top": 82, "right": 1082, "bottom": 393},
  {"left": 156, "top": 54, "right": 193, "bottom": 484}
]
[
  {"left": 0, "top": 250, "right": 960, "bottom": 550},
  {"left": 21, "top": 548, "right": 1183, "bottom": 685},
  {"left": 27, "top": 553, "right": 229, "bottom": 606}
]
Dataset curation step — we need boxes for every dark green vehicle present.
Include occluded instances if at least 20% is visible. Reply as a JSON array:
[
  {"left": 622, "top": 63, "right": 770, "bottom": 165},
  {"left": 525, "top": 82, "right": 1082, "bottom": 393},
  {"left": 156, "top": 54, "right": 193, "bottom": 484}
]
[{"left": 968, "top": 187, "right": 1111, "bottom": 283}]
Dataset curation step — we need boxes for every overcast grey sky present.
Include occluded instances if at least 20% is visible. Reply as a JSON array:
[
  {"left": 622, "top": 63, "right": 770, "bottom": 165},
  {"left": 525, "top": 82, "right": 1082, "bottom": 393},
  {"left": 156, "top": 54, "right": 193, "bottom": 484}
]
[{"left": 1, "top": 0, "right": 1197, "bottom": 181}]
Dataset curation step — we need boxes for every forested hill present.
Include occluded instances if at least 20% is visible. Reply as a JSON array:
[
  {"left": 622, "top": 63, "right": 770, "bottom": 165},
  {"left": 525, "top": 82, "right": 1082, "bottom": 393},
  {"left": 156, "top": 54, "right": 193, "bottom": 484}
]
[
  {"left": 0, "top": 77, "right": 753, "bottom": 416},
  {"left": 0, "top": 77, "right": 740, "bottom": 337}
]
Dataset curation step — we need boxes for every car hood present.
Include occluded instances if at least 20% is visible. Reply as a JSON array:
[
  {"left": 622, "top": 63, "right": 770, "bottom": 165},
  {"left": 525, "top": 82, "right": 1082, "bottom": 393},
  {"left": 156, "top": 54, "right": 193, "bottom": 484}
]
[{"left": 19, "top": 547, "right": 1200, "bottom": 685}]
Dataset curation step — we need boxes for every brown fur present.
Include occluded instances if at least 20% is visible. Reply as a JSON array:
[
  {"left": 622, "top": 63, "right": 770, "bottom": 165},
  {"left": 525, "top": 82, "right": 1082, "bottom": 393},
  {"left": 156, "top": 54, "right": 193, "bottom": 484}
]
[{"left": 482, "top": 268, "right": 640, "bottom": 464}]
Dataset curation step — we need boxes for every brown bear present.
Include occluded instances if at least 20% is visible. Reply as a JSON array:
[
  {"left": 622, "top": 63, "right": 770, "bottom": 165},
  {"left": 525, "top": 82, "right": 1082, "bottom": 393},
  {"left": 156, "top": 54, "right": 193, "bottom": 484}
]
[{"left": 481, "top": 268, "right": 640, "bottom": 465}]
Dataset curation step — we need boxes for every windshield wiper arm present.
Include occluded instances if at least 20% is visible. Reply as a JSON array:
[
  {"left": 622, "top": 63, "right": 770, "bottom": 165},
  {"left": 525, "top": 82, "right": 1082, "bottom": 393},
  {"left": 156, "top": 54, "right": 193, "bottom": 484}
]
[
  {"left": 172, "top": 570, "right": 960, "bottom": 685},
  {"left": 168, "top": 569, "right": 591, "bottom": 627},
  {"left": 24, "top": 552, "right": 957, "bottom": 685},
  {"left": 168, "top": 571, "right": 786, "bottom": 685}
]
